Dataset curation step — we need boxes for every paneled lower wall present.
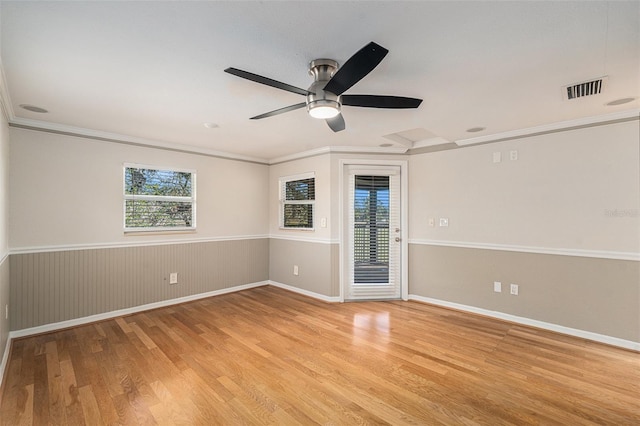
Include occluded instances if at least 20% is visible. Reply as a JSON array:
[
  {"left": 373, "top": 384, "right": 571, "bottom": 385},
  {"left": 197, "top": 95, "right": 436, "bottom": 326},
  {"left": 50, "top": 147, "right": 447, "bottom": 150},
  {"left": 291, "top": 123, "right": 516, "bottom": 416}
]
[
  {"left": 0, "top": 256, "right": 9, "bottom": 365},
  {"left": 409, "top": 243, "right": 640, "bottom": 343},
  {"left": 9, "top": 238, "right": 269, "bottom": 331},
  {"left": 269, "top": 238, "right": 340, "bottom": 299}
]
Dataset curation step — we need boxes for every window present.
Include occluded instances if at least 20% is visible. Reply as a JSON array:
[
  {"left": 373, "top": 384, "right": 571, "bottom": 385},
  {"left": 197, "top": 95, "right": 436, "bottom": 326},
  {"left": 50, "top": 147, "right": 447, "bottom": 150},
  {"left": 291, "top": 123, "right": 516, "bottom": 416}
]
[
  {"left": 124, "top": 164, "right": 195, "bottom": 232},
  {"left": 280, "top": 173, "right": 315, "bottom": 229}
]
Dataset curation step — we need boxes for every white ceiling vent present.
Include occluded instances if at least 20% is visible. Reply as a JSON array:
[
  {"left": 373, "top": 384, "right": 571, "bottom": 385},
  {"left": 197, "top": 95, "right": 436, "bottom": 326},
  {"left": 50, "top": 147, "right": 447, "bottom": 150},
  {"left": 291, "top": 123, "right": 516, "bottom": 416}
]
[{"left": 563, "top": 76, "right": 608, "bottom": 100}]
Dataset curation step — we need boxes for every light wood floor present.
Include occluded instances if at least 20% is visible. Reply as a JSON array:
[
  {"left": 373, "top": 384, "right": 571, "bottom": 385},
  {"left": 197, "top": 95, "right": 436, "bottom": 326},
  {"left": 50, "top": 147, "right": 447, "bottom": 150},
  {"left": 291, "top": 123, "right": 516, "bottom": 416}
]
[{"left": 1, "top": 286, "right": 639, "bottom": 425}]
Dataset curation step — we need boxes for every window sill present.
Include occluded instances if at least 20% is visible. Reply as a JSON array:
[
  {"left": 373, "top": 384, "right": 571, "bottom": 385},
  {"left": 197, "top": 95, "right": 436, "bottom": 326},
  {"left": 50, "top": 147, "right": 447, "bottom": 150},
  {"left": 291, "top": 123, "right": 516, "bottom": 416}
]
[{"left": 124, "top": 228, "right": 197, "bottom": 236}]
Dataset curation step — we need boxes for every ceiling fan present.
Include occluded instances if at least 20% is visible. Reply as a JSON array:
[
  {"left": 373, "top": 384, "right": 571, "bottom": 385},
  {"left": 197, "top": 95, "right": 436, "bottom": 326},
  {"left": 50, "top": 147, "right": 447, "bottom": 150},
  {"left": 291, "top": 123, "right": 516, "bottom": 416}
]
[{"left": 224, "top": 41, "right": 423, "bottom": 132}]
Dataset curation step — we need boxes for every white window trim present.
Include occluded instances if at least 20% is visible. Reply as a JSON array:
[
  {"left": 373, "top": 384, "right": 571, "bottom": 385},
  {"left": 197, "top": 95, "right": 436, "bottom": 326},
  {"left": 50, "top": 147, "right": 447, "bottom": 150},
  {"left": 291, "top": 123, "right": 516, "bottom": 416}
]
[
  {"left": 279, "top": 172, "right": 315, "bottom": 231},
  {"left": 123, "top": 163, "right": 197, "bottom": 233}
]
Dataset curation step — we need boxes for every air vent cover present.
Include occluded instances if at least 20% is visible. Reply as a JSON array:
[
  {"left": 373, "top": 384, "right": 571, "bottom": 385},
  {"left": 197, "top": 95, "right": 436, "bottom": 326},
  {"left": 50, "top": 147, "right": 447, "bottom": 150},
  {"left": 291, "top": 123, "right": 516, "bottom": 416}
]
[{"left": 563, "top": 76, "right": 608, "bottom": 100}]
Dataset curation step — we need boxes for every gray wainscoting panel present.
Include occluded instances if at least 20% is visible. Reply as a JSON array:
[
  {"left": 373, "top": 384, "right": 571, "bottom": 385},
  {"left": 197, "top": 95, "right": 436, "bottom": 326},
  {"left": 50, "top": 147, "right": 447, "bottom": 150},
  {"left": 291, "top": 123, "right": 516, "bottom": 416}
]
[
  {"left": 10, "top": 239, "right": 269, "bottom": 330},
  {"left": 269, "top": 238, "right": 339, "bottom": 298},
  {"left": 0, "top": 257, "right": 9, "bottom": 361},
  {"left": 409, "top": 244, "right": 640, "bottom": 342}
]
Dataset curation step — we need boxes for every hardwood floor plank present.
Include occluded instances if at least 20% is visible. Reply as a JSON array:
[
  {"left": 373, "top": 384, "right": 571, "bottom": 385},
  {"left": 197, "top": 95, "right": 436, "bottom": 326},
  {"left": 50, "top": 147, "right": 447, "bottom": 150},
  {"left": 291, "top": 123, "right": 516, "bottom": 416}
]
[
  {"left": 77, "top": 385, "right": 104, "bottom": 425},
  {"left": 2, "top": 286, "right": 639, "bottom": 425}
]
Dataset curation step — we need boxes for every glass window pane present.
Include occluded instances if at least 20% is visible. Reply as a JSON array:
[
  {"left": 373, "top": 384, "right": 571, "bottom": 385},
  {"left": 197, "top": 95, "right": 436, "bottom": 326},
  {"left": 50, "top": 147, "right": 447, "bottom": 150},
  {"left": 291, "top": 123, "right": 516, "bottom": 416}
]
[
  {"left": 285, "top": 178, "right": 315, "bottom": 201},
  {"left": 125, "top": 200, "right": 193, "bottom": 228},
  {"left": 125, "top": 168, "right": 192, "bottom": 197},
  {"left": 283, "top": 204, "right": 313, "bottom": 228}
]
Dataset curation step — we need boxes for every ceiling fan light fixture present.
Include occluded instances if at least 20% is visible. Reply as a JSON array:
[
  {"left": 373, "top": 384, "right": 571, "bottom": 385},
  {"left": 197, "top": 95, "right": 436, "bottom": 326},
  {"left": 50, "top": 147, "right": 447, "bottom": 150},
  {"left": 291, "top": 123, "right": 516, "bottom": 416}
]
[{"left": 307, "top": 99, "right": 340, "bottom": 119}]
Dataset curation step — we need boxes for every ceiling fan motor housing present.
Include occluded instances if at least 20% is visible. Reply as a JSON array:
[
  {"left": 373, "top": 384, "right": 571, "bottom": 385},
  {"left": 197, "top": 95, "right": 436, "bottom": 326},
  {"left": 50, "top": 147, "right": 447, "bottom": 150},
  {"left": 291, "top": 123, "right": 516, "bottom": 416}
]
[{"left": 307, "top": 59, "right": 341, "bottom": 118}]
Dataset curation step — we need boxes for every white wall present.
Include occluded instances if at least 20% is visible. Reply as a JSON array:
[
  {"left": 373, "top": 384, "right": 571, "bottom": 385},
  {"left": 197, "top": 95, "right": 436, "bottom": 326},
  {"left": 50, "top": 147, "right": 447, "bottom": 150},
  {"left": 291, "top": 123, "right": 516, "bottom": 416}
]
[
  {"left": 409, "top": 120, "right": 640, "bottom": 255},
  {"left": 0, "top": 109, "right": 8, "bottom": 258},
  {"left": 9, "top": 128, "right": 270, "bottom": 249}
]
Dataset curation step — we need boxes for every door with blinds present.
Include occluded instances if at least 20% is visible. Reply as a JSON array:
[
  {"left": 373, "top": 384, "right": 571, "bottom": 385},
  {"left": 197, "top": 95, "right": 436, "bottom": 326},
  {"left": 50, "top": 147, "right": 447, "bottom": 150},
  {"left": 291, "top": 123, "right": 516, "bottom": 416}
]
[{"left": 345, "top": 165, "right": 402, "bottom": 300}]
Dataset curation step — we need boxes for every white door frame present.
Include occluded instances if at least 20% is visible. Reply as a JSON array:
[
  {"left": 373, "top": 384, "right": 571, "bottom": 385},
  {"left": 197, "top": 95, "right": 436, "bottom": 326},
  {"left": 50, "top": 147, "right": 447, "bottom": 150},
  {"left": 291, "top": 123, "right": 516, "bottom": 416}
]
[{"left": 338, "top": 159, "right": 409, "bottom": 302}]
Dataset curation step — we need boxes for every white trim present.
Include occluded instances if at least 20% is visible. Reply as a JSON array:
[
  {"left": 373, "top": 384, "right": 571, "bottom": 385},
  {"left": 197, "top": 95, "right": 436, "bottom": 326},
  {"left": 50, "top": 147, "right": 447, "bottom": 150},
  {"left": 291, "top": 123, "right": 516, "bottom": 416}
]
[
  {"left": 338, "top": 159, "right": 409, "bottom": 303},
  {"left": 278, "top": 171, "right": 315, "bottom": 185},
  {"left": 269, "top": 235, "right": 338, "bottom": 244},
  {"left": 9, "top": 281, "right": 269, "bottom": 339},
  {"left": 279, "top": 172, "right": 316, "bottom": 230},
  {"left": 123, "top": 162, "right": 196, "bottom": 176},
  {"left": 0, "top": 58, "right": 14, "bottom": 122},
  {"left": 409, "top": 239, "right": 640, "bottom": 262},
  {"left": 123, "top": 164, "right": 197, "bottom": 232},
  {"left": 408, "top": 294, "right": 640, "bottom": 351},
  {"left": 0, "top": 335, "right": 11, "bottom": 388},
  {"left": 455, "top": 109, "right": 640, "bottom": 146},
  {"left": 8, "top": 234, "right": 345, "bottom": 255},
  {"left": 268, "top": 281, "right": 341, "bottom": 303},
  {"left": 10, "top": 234, "right": 270, "bottom": 255}
]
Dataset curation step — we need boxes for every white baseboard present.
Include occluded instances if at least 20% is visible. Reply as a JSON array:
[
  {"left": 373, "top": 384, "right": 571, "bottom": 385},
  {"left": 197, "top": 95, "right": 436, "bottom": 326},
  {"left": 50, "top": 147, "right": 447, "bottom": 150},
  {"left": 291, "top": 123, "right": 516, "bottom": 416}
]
[
  {"left": 9, "top": 281, "right": 269, "bottom": 340},
  {"left": 268, "top": 281, "right": 341, "bottom": 303},
  {"left": 408, "top": 294, "right": 640, "bottom": 351},
  {"left": 3, "top": 284, "right": 636, "bottom": 391}
]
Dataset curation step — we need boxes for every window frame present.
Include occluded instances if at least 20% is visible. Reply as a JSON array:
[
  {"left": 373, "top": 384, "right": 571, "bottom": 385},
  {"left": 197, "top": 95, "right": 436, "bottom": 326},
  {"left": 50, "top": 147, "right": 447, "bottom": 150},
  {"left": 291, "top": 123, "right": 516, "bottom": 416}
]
[
  {"left": 279, "top": 172, "right": 316, "bottom": 230},
  {"left": 123, "top": 163, "right": 197, "bottom": 233}
]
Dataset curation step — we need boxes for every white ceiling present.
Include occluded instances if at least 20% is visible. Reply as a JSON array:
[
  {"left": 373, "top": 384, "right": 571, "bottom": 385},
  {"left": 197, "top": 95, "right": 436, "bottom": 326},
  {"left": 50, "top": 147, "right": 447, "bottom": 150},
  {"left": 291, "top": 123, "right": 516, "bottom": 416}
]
[{"left": 1, "top": 1, "right": 638, "bottom": 162}]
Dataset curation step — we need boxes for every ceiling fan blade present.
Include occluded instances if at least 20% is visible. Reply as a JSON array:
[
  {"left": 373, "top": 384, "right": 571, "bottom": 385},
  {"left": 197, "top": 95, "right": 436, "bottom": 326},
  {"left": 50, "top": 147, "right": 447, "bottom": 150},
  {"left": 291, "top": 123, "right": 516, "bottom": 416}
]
[
  {"left": 225, "top": 67, "right": 311, "bottom": 96},
  {"left": 326, "top": 113, "right": 345, "bottom": 132},
  {"left": 250, "top": 102, "right": 307, "bottom": 120},
  {"left": 323, "top": 42, "right": 389, "bottom": 96},
  {"left": 342, "top": 94, "right": 423, "bottom": 109}
]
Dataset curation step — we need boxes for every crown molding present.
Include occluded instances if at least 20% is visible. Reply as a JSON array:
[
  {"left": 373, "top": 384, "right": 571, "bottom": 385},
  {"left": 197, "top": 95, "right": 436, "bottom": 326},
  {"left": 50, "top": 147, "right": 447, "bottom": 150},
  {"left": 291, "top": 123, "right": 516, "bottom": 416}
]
[
  {"left": 9, "top": 117, "right": 271, "bottom": 164},
  {"left": 0, "top": 58, "right": 15, "bottom": 122},
  {"left": 268, "top": 145, "right": 408, "bottom": 165},
  {"left": 455, "top": 109, "right": 640, "bottom": 147}
]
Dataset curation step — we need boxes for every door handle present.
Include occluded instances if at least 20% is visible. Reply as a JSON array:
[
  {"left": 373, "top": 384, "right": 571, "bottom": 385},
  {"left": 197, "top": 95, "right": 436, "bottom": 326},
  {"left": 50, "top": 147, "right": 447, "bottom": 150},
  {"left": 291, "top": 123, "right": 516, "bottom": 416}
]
[{"left": 395, "top": 237, "right": 401, "bottom": 242}]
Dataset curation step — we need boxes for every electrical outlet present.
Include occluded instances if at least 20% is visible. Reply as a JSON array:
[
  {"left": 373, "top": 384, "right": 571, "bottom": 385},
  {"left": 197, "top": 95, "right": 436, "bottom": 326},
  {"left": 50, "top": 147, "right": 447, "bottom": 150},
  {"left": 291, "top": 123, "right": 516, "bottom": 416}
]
[
  {"left": 428, "top": 218, "right": 435, "bottom": 227},
  {"left": 494, "top": 281, "right": 502, "bottom": 293},
  {"left": 510, "top": 150, "right": 518, "bottom": 161},
  {"left": 293, "top": 265, "right": 299, "bottom": 276},
  {"left": 439, "top": 218, "right": 449, "bottom": 227},
  {"left": 169, "top": 272, "right": 178, "bottom": 284},
  {"left": 510, "top": 284, "right": 519, "bottom": 295}
]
